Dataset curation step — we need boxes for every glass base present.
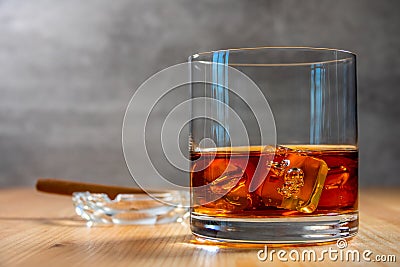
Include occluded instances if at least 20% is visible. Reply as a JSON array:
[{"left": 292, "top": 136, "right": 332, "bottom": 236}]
[{"left": 191, "top": 212, "right": 358, "bottom": 244}]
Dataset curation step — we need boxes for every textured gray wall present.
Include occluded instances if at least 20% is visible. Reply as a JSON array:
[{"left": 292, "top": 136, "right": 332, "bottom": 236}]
[{"left": 0, "top": 0, "right": 399, "bottom": 188}]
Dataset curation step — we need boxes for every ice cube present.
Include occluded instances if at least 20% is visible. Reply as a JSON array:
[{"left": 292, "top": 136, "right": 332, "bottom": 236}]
[
  {"left": 318, "top": 165, "right": 357, "bottom": 207},
  {"left": 257, "top": 148, "right": 328, "bottom": 213},
  {"left": 208, "top": 159, "right": 255, "bottom": 210},
  {"left": 192, "top": 157, "right": 250, "bottom": 207},
  {"left": 324, "top": 166, "right": 350, "bottom": 190},
  {"left": 200, "top": 177, "right": 251, "bottom": 212},
  {"left": 208, "top": 161, "right": 245, "bottom": 195},
  {"left": 277, "top": 167, "right": 305, "bottom": 198},
  {"left": 223, "top": 178, "right": 251, "bottom": 208},
  {"left": 256, "top": 159, "right": 288, "bottom": 207},
  {"left": 208, "top": 177, "right": 254, "bottom": 211}
]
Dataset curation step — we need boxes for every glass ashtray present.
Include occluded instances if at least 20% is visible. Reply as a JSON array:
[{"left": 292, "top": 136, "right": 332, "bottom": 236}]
[{"left": 72, "top": 191, "right": 189, "bottom": 226}]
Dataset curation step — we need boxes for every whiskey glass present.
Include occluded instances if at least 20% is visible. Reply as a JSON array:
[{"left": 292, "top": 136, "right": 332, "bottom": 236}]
[{"left": 189, "top": 47, "right": 358, "bottom": 243}]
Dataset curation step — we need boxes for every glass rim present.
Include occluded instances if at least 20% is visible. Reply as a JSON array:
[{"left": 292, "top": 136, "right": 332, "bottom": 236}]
[{"left": 190, "top": 46, "right": 356, "bottom": 67}]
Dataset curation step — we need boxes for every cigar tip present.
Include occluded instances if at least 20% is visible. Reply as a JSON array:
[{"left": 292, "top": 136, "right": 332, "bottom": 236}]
[{"left": 36, "top": 178, "right": 57, "bottom": 190}]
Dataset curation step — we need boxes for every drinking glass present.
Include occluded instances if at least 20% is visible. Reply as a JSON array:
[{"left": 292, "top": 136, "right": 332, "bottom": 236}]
[{"left": 189, "top": 47, "right": 358, "bottom": 243}]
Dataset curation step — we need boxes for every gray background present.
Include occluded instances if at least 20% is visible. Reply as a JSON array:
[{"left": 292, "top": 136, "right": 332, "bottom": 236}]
[{"left": 1, "top": 0, "right": 399, "bottom": 188}]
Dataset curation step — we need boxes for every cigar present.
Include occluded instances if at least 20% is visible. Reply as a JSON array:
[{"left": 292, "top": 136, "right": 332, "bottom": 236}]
[{"left": 36, "top": 178, "right": 154, "bottom": 199}]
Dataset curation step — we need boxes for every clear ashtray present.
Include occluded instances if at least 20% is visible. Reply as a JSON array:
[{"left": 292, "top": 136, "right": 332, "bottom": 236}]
[{"left": 72, "top": 191, "right": 189, "bottom": 226}]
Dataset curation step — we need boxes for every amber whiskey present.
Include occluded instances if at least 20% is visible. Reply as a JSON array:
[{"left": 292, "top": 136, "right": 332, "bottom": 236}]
[{"left": 190, "top": 145, "right": 358, "bottom": 217}]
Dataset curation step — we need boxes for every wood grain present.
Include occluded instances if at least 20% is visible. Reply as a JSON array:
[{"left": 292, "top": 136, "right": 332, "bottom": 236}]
[{"left": 0, "top": 188, "right": 399, "bottom": 267}]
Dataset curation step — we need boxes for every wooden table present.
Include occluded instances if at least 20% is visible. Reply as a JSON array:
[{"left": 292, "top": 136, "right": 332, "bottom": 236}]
[{"left": 0, "top": 188, "right": 399, "bottom": 267}]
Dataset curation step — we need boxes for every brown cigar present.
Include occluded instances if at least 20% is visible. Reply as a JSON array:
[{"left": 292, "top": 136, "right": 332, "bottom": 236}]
[{"left": 36, "top": 178, "right": 156, "bottom": 199}]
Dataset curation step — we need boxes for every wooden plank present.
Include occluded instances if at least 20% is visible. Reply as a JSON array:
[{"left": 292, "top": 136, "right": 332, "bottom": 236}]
[{"left": 0, "top": 188, "right": 398, "bottom": 267}]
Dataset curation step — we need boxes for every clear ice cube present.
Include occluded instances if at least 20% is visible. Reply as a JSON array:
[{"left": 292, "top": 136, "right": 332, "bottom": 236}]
[
  {"left": 223, "top": 178, "right": 251, "bottom": 208},
  {"left": 208, "top": 160, "right": 245, "bottom": 195},
  {"left": 205, "top": 158, "right": 253, "bottom": 210},
  {"left": 256, "top": 147, "right": 329, "bottom": 213},
  {"left": 324, "top": 166, "right": 350, "bottom": 189}
]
